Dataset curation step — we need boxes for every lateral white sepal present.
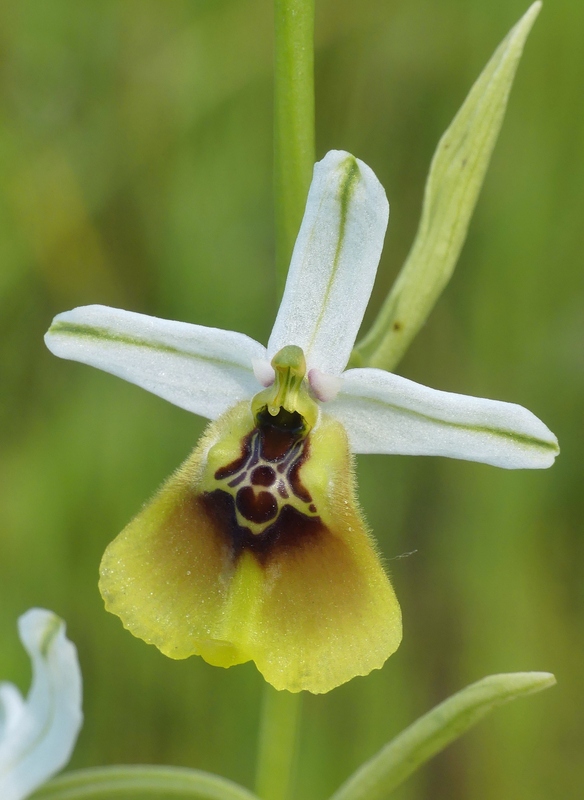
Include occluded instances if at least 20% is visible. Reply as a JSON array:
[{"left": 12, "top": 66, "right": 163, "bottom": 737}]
[
  {"left": 328, "top": 368, "right": 559, "bottom": 468},
  {"left": 45, "top": 305, "right": 266, "bottom": 420}
]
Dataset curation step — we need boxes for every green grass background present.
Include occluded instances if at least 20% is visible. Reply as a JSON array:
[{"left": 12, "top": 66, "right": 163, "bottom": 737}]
[{"left": 0, "top": 1, "right": 582, "bottom": 798}]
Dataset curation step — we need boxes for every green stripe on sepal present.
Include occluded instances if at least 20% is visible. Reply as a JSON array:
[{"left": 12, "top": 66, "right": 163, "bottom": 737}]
[
  {"left": 357, "top": 394, "right": 559, "bottom": 458},
  {"left": 332, "top": 154, "right": 360, "bottom": 281},
  {"left": 307, "top": 155, "right": 360, "bottom": 355},
  {"left": 45, "top": 307, "right": 266, "bottom": 419},
  {"left": 267, "top": 150, "right": 388, "bottom": 376},
  {"left": 48, "top": 319, "right": 249, "bottom": 373},
  {"left": 49, "top": 320, "right": 186, "bottom": 358},
  {"left": 353, "top": 2, "right": 542, "bottom": 371}
]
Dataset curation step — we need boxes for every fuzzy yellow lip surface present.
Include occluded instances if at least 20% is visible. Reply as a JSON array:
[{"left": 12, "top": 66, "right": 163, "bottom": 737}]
[{"left": 99, "top": 395, "right": 402, "bottom": 694}]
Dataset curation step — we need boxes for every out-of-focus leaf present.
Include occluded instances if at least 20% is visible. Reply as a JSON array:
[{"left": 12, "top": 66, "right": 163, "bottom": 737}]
[
  {"left": 31, "top": 765, "right": 260, "bottom": 800},
  {"left": 353, "top": 2, "right": 542, "bottom": 371},
  {"left": 329, "top": 672, "right": 555, "bottom": 800}
]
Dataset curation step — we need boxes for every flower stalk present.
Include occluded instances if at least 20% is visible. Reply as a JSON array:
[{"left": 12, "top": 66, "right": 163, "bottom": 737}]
[
  {"left": 274, "top": 0, "right": 316, "bottom": 295},
  {"left": 255, "top": 0, "right": 315, "bottom": 794},
  {"left": 255, "top": 687, "right": 303, "bottom": 800}
]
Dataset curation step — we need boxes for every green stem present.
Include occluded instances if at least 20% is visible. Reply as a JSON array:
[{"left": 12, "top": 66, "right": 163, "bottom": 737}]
[
  {"left": 255, "top": 685, "right": 303, "bottom": 800},
  {"left": 273, "top": 0, "right": 315, "bottom": 296},
  {"left": 255, "top": 2, "right": 313, "bottom": 793}
]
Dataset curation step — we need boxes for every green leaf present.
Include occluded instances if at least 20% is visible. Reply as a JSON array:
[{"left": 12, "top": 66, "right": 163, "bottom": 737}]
[
  {"left": 328, "top": 671, "right": 555, "bottom": 800},
  {"left": 30, "top": 765, "right": 261, "bottom": 800},
  {"left": 353, "top": 2, "right": 542, "bottom": 371}
]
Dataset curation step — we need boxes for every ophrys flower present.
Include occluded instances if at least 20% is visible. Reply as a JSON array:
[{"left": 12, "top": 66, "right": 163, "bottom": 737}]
[{"left": 45, "top": 150, "right": 558, "bottom": 693}]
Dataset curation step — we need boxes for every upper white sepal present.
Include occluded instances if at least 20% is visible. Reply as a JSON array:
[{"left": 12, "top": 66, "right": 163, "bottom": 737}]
[
  {"left": 0, "top": 609, "right": 83, "bottom": 800},
  {"left": 268, "top": 150, "right": 389, "bottom": 376}
]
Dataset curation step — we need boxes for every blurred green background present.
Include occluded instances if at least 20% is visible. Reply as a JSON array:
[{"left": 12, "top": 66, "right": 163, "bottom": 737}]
[{"left": 0, "top": 1, "right": 582, "bottom": 798}]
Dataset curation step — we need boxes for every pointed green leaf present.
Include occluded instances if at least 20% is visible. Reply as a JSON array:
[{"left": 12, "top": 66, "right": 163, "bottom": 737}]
[
  {"left": 353, "top": 2, "right": 542, "bottom": 371},
  {"left": 328, "top": 672, "right": 555, "bottom": 800}
]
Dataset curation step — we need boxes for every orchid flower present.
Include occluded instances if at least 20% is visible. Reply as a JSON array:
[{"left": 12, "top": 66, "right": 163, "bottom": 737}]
[
  {"left": 45, "top": 150, "right": 558, "bottom": 694},
  {"left": 0, "top": 609, "right": 83, "bottom": 800}
]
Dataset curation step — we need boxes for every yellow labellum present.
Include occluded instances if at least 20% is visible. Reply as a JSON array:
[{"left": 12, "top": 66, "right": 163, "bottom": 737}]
[
  {"left": 100, "top": 347, "right": 402, "bottom": 693},
  {"left": 100, "top": 407, "right": 401, "bottom": 693}
]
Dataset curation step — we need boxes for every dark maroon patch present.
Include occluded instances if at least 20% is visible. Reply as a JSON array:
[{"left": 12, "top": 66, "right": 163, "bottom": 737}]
[
  {"left": 288, "top": 455, "right": 312, "bottom": 503},
  {"left": 259, "top": 426, "right": 298, "bottom": 461},
  {"left": 256, "top": 407, "right": 305, "bottom": 461},
  {"left": 214, "top": 433, "right": 252, "bottom": 480},
  {"left": 309, "top": 504, "right": 317, "bottom": 513},
  {"left": 200, "top": 490, "right": 325, "bottom": 565},
  {"left": 251, "top": 466, "right": 276, "bottom": 487},
  {"left": 268, "top": 504, "right": 324, "bottom": 556},
  {"left": 236, "top": 486, "right": 278, "bottom": 524}
]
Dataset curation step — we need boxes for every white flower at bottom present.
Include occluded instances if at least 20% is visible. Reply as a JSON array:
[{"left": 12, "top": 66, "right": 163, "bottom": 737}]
[
  {"left": 44, "top": 151, "right": 558, "bottom": 693},
  {"left": 0, "top": 609, "right": 83, "bottom": 800}
]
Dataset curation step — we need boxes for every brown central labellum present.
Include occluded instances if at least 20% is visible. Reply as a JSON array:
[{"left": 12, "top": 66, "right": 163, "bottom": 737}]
[
  {"left": 99, "top": 396, "right": 402, "bottom": 693},
  {"left": 203, "top": 407, "right": 322, "bottom": 563}
]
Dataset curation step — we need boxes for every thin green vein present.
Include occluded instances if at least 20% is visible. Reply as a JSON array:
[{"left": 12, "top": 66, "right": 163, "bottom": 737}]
[
  {"left": 49, "top": 321, "right": 244, "bottom": 371},
  {"left": 353, "top": 395, "right": 558, "bottom": 454},
  {"left": 306, "top": 156, "right": 360, "bottom": 355},
  {"left": 16, "top": 618, "right": 64, "bottom": 779},
  {"left": 39, "top": 615, "right": 61, "bottom": 657}
]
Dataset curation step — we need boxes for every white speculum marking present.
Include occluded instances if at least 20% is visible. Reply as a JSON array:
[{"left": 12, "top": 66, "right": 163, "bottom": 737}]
[{"left": 211, "top": 426, "right": 318, "bottom": 537}]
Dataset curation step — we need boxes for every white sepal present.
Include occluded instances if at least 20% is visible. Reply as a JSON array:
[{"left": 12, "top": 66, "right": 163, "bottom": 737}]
[
  {"left": 328, "top": 368, "right": 559, "bottom": 468},
  {"left": 45, "top": 305, "right": 266, "bottom": 420},
  {"left": 268, "top": 150, "right": 389, "bottom": 376},
  {"left": 0, "top": 609, "right": 83, "bottom": 800}
]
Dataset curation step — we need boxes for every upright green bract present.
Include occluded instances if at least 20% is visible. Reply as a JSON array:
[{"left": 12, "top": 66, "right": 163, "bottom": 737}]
[{"left": 354, "top": 2, "right": 542, "bottom": 371}]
